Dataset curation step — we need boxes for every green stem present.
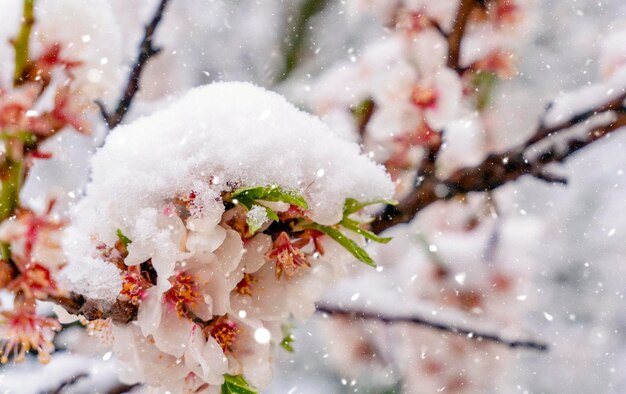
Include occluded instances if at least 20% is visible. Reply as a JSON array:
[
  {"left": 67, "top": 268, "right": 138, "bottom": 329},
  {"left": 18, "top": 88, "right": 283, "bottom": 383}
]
[
  {"left": 0, "top": 158, "right": 23, "bottom": 221},
  {"left": 13, "top": 0, "right": 35, "bottom": 86},
  {"left": 0, "top": 139, "right": 25, "bottom": 261}
]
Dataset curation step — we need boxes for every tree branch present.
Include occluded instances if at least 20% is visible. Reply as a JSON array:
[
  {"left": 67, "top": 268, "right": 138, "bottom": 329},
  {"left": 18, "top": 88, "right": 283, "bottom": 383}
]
[
  {"left": 446, "top": 0, "right": 477, "bottom": 71},
  {"left": 316, "top": 304, "right": 548, "bottom": 351},
  {"left": 51, "top": 292, "right": 137, "bottom": 324},
  {"left": 371, "top": 92, "right": 626, "bottom": 234},
  {"left": 98, "top": 0, "right": 171, "bottom": 129},
  {"left": 277, "top": 0, "right": 330, "bottom": 82}
]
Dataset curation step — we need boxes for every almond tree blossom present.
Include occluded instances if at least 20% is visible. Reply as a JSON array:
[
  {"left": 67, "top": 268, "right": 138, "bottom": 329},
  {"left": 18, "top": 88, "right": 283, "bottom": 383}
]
[
  {"left": 54, "top": 82, "right": 394, "bottom": 392},
  {"left": 0, "top": 1, "right": 625, "bottom": 393}
]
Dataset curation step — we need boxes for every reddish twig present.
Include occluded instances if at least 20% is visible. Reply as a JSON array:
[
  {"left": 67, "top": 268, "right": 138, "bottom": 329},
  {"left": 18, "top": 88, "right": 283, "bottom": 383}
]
[
  {"left": 98, "top": 0, "right": 171, "bottom": 129},
  {"left": 316, "top": 304, "right": 548, "bottom": 351}
]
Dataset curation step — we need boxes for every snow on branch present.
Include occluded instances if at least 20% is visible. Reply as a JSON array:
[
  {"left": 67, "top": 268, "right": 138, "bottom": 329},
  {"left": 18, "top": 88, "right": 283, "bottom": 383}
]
[{"left": 446, "top": 0, "right": 479, "bottom": 72}]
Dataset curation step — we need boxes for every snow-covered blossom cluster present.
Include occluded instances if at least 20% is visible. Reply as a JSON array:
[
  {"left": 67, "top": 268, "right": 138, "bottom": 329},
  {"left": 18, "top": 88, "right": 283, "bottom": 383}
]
[{"left": 59, "top": 82, "right": 393, "bottom": 392}]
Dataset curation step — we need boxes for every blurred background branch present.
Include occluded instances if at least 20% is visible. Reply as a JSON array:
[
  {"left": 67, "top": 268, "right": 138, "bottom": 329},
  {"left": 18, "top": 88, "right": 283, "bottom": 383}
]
[{"left": 278, "top": 0, "right": 330, "bottom": 82}]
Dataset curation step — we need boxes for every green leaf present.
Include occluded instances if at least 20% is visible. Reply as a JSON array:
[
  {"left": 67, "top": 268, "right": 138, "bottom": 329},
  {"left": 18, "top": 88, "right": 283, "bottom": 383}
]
[
  {"left": 340, "top": 218, "right": 392, "bottom": 244},
  {"left": 116, "top": 229, "right": 132, "bottom": 248},
  {"left": 232, "top": 185, "right": 308, "bottom": 210},
  {"left": 280, "top": 325, "right": 295, "bottom": 353},
  {"left": 260, "top": 204, "right": 279, "bottom": 221},
  {"left": 343, "top": 197, "right": 397, "bottom": 216},
  {"left": 305, "top": 223, "right": 376, "bottom": 267},
  {"left": 221, "top": 374, "right": 259, "bottom": 394}
]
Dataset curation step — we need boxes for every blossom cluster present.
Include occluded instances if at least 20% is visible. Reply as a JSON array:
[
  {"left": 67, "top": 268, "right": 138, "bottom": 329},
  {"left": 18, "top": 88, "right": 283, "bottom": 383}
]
[
  {"left": 59, "top": 82, "right": 394, "bottom": 392},
  {"left": 313, "top": 0, "right": 535, "bottom": 190},
  {"left": 0, "top": 0, "right": 121, "bottom": 367}
]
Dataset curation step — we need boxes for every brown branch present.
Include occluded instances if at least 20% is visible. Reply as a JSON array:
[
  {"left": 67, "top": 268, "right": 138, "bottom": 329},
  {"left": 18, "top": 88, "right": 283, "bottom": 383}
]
[
  {"left": 316, "top": 304, "right": 548, "bottom": 351},
  {"left": 446, "top": 0, "right": 477, "bottom": 71},
  {"left": 525, "top": 93, "right": 626, "bottom": 148},
  {"left": 51, "top": 292, "right": 137, "bottom": 324},
  {"left": 371, "top": 93, "right": 626, "bottom": 234},
  {"left": 98, "top": 0, "right": 171, "bottom": 129}
]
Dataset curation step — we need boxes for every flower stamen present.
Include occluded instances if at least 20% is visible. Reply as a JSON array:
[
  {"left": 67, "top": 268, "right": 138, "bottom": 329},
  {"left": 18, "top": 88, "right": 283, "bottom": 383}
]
[
  {"left": 207, "top": 315, "right": 238, "bottom": 353},
  {"left": 164, "top": 272, "right": 199, "bottom": 317},
  {"left": 235, "top": 273, "right": 256, "bottom": 296},
  {"left": 266, "top": 232, "right": 310, "bottom": 280}
]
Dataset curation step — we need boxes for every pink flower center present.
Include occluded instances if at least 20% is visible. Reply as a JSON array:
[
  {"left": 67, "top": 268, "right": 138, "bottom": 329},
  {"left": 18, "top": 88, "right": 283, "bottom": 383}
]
[
  {"left": 234, "top": 273, "right": 256, "bottom": 296},
  {"left": 7, "top": 262, "right": 58, "bottom": 299},
  {"left": 0, "top": 312, "right": 60, "bottom": 364},
  {"left": 266, "top": 232, "right": 310, "bottom": 279},
  {"left": 411, "top": 85, "right": 438, "bottom": 109},
  {"left": 208, "top": 316, "right": 238, "bottom": 353},
  {"left": 164, "top": 272, "right": 199, "bottom": 316},
  {"left": 119, "top": 267, "right": 149, "bottom": 305}
]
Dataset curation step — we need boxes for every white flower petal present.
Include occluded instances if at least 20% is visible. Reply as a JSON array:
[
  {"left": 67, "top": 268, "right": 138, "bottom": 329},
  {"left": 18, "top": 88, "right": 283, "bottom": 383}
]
[{"left": 186, "top": 226, "right": 227, "bottom": 254}]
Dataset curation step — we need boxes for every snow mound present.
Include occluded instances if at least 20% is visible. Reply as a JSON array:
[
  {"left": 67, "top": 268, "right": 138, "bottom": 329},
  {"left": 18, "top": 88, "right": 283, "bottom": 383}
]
[{"left": 62, "top": 82, "right": 393, "bottom": 300}]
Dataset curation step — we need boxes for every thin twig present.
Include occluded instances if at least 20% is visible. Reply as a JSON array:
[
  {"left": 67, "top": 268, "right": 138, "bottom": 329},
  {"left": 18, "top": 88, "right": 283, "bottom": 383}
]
[
  {"left": 446, "top": 0, "right": 476, "bottom": 71},
  {"left": 316, "top": 304, "right": 548, "bottom": 351},
  {"left": 99, "top": 0, "right": 171, "bottom": 129},
  {"left": 46, "top": 372, "right": 88, "bottom": 394}
]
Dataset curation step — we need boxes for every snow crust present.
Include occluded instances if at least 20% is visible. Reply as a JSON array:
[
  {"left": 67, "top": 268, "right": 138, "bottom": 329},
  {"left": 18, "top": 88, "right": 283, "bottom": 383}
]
[{"left": 62, "top": 82, "right": 393, "bottom": 300}]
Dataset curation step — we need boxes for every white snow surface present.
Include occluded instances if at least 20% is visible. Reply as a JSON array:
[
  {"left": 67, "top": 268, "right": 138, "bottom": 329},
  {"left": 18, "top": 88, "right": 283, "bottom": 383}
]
[{"left": 62, "top": 82, "right": 393, "bottom": 301}]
